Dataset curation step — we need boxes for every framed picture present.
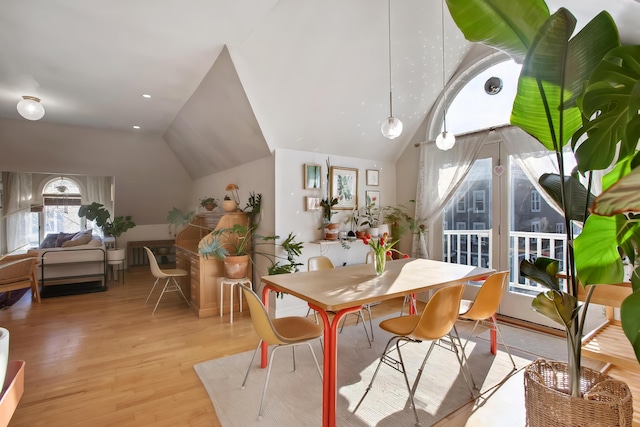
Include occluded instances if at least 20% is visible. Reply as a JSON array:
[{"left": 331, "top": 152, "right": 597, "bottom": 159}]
[
  {"left": 330, "top": 166, "right": 358, "bottom": 209},
  {"left": 304, "top": 163, "right": 321, "bottom": 189},
  {"left": 306, "top": 196, "right": 320, "bottom": 211},
  {"left": 365, "top": 190, "right": 380, "bottom": 207},
  {"left": 366, "top": 169, "right": 379, "bottom": 186}
]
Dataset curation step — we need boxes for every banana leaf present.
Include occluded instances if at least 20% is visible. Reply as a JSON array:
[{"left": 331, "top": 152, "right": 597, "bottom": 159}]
[
  {"left": 520, "top": 256, "right": 560, "bottom": 290},
  {"left": 538, "top": 173, "right": 595, "bottom": 223}
]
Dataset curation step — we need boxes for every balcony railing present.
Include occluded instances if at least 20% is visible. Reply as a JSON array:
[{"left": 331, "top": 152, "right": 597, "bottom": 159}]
[{"left": 443, "top": 229, "right": 568, "bottom": 294}]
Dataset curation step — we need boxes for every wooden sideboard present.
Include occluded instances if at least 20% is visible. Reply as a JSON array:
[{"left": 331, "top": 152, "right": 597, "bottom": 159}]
[{"left": 175, "top": 212, "right": 250, "bottom": 318}]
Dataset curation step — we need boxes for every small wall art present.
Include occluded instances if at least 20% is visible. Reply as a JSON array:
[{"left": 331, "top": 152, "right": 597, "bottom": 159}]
[
  {"left": 330, "top": 166, "right": 358, "bottom": 209},
  {"left": 366, "top": 169, "right": 379, "bottom": 186},
  {"left": 365, "top": 190, "right": 380, "bottom": 207},
  {"left": 306, "top": 196, "right": 320, "bottom": 211},
  {"left": 304, "top": 163, "right": 321, "bottom": 189}
]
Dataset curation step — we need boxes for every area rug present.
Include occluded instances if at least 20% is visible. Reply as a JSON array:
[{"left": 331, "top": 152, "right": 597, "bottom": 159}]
[
  {"left": 40, "top": 281, "right": 107, "bottom": 298},
  {"left": 194, "top": 317, "right": 550, "bottom": 426},
  {"left": 0, "top": 288, "right": 29, "bottom": 309}
]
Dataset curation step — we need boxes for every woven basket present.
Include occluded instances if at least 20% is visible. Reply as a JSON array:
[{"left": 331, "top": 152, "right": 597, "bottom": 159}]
[{"left": 524, "top": 358, "right": 633, "bottom": 427}]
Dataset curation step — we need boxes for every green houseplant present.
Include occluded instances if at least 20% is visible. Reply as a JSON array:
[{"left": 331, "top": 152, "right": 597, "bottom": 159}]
[
  {"left": 199, "top": 197, "right": 218, "bottom": 211},
  {"left": 78, "top": 202, "right": 136, "bottom": 247},
  {"left": 447, "top": 0, "right": 639, "bottom": 412}
]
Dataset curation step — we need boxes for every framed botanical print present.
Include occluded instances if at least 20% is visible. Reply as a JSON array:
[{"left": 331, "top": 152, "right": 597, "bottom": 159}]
[
  {"left": 366, "top": 169, "right": 379, "bottom": 186},
  {"left": 330, "top": 166, "right": 358, "bottom": 209},
  {"left": 304, "top": 163, "right": 321, "bottom": 189},
  {"left": 305, "top": 196, "right": 320, "bottom": 211},
  {"left": 365, "top": 190, "right": 380, "bottom": 207}
]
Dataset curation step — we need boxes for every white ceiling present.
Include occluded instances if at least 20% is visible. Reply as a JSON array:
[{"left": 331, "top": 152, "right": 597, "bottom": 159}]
[{"left": 1, "top": 0, "right": 639, "bottom": 174}]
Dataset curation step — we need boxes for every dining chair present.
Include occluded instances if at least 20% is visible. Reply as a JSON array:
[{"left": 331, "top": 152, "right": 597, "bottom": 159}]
[
  {"left": 240, "top": 284, "right": 323, "bottom": 418},
  {"left": 458, "top": 271, "right": 516, "bottom": 383},
  {"left": 143, "top": 246, "right": 190, "bottom": 315},
  {"left": 306, "top": 256, "right": 372, "bottom": 347},
  {"left": 354, "top": 283, "right": 474, "bottom": 426}
]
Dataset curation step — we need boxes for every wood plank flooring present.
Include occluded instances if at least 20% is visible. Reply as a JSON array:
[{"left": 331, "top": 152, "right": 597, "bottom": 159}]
[{"left": 1, "top": 270, "right": 409, "bottom": 426}]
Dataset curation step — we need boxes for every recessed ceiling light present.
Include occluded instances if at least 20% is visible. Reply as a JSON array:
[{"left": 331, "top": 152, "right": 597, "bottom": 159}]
[
  {"left": 142, "top": 94, "right": 151, "bottom": 98},
  {"left": 133, "top": 125, "right": 141, "bottom": 129}
]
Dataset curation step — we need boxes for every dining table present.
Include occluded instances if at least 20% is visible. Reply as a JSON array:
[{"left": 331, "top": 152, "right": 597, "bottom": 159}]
[{"left": 260, "top": 257, "right": 495, "bottom": 427}]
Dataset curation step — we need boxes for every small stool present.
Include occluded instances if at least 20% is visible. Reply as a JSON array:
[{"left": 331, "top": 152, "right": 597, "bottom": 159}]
[{"left": 220, "top": 277, "right": 252, "bottom": 323}]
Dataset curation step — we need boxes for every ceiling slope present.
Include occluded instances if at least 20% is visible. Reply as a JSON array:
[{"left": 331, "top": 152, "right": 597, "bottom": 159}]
[{"left": 163, "top": 46, "right": 271, "bottom": 179}]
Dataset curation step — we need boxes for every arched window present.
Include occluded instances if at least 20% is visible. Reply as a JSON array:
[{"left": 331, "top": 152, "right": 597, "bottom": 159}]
[{"left": 42, "top": 176, "right": 83, "bottom": 234}]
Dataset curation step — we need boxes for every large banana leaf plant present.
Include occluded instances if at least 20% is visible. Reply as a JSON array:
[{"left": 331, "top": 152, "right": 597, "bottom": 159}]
[{"left": 446, "top": 0, "right": 640, "bottom": 397}]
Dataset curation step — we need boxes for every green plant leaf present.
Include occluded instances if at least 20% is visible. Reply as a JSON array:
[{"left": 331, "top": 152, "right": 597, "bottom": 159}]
[
  {"left": 538, "top": 173, "right": 595, "bottom": 222},
  {"left": 532, "top": 290, "right": 578, "bottom": 329},
  {"left": 520, "top": 257, "right": 560, "bottom": 290},
  {"left": 445, "top": 0, "right": 549, "bottom": 63},
  {"left": 574, "top": 45, "right": 640, "bottom": 173},
  {"left": 616, "top": 214, "right": 640, "bottom": 266},
  {"left": 574, "top": 214, "right": 624, "bottom": 285},
  {"left": 512, "top": 10, "right": 618, "bottom": 151},
  {"left": 621, "top": 290, "right": 640, "bottom": 362},
  {"left": 591, "top": 167, "right": 640, "bottom": 216}
]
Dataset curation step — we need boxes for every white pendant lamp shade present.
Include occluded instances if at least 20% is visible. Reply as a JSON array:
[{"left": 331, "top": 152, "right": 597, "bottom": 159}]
[
  {"left": 17, "top": 96, "right": 45, "bottom": 120},
  {"left": 436, "top": 130, "right": 456, "bottom": 150},
  {"left": 381, "top": 116, "right": 403, "bottom": 139}
]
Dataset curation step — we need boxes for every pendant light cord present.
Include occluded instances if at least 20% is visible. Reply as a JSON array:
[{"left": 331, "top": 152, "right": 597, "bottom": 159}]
[
  {"left": 441, "top": 0, "right": 447, "bottom": 134},
  {"left": 388, "top": 0, "right": 393, "bottom": 117}
]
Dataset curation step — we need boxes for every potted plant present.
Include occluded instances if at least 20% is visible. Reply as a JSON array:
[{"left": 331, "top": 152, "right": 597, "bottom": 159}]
[
  {"left": 166, "top": 207, "right": 195, "bottom": 237},
  {"left": 223, "top": 183, "right": 240, "bottom": 212},
  {"left": 360, "top": 200, "right": 381, "bottom": 238},
  {"left": 320, "top": 197, "right": 339, "bottom": 240},
  {"left": 78, "top": 202, "right": 136, "bottom": 249},
  {"left": 199, "top": 197, "right": 218, "bottom": 212},
  {"left": 447, "top": 0, "right": 638, "bottom": 423}
]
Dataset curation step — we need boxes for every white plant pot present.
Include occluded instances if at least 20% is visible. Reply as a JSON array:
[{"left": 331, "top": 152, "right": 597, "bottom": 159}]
[
  {"left": 367, "top": 227, "right": 379, "bottom": 238},
  {"left": 0, "top": 327, "right": 9, "bottom": 390},
  {"left": 378, "top": 224, "right": 390, "bottom": 237},
  {"left": 107, "top": 248, "right": 126, "bottom": 262}
]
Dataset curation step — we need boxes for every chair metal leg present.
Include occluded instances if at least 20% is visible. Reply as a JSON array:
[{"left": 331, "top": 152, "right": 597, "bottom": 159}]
[
  {"left": 452, "top": 324, "right": 477, "bottom": 389},
  {"left": 152, "top": 278, "right": 171, "bottom": 315},
  {"left": 241, "top": 340, "right": 262, "bottom": 389},
  {"left": 354, "top": 335, "right": 399, "bottom": 413},
  {"left": 364, "top": 304, "right": 374, "bottom": 341},
  {"left": 449, "top": 328, "right": 477, "bottom": 396},
  {"left": 172, "top": 277, "right": 190, "bottom": 307},
  {"left": 144, "top": 277, "right": 161, "bottom": 305},
  {"left": 338, "top": 310, "right": 372, "bottom": 347},
  {"left": 395, "top": 338, "right": 422, "bottom": 427},
  {"left": 490, "top": 317, "right": 517, "bottom": 370}
]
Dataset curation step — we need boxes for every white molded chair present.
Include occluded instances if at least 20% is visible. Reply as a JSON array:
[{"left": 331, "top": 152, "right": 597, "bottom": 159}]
[
  {"left": 143, "top": 246, "right": 189, "bottom": 315},
  {"left": 240, "top": 284, "right": 323, "bottom": 418}
]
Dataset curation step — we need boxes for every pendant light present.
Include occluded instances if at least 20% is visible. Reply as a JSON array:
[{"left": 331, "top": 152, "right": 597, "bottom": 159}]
[
  {"left": 17, "top": 96, "right": 45, "bottom": 121},
  {"left": 435, "top": 0, "right": 455, "bottom": 151},
  {"left": 381, "top": 0, "right": 403, "bottom": 139}
]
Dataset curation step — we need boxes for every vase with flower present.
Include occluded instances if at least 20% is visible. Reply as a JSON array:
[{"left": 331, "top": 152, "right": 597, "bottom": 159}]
[{"left": 362, "top": 232, "right": 408, "bottom": 275}]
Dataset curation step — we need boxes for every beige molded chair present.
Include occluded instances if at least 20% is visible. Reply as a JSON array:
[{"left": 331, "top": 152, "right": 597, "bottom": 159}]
[
  {"left": 355, "top": 283, "right": 474, "bottom": 426},
  {"left": 143, "top": 246, "right": 189, "bottom": 315},
  {"left": 458, "top": 271, "right": 516, "bottom": 379},
  {"left": 240, "top": 284, "right": 323, "bottom": 418},
  {"left": 0, "top": 253, "right": 40, "bottom": 303},
  {"left": 306, "top": 256, "right": 372, "bottom": 347}
]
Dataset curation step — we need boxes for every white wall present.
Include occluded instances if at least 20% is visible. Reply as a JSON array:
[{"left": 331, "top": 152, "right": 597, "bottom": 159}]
[{"left": 274, "top": 148, "right": 396, "bottom": 316}]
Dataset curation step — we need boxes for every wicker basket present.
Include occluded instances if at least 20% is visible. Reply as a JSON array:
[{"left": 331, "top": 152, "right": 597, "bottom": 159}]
[{"left": 524, "top": 358, "right": 633, "bottom": 427}]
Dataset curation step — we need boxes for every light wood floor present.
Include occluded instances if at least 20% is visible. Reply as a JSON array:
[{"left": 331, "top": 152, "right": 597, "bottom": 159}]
[{"left": 1, "top": 270, "right": 417, "bottom": 427}]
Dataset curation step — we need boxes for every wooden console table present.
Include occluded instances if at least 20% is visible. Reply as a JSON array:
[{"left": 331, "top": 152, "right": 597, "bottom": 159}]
[{"left": 127, "top": 240, "right": 175, "bottom": 271}]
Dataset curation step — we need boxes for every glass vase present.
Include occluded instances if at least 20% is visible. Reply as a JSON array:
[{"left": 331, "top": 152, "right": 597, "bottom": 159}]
[{"left": 374, "top": 250, "right": 386, "bottom": 276}]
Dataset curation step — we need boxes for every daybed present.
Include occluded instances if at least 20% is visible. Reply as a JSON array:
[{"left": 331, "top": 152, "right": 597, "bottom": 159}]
[{"left": 28, "top": 230, "right": 107, "bottom": 291}]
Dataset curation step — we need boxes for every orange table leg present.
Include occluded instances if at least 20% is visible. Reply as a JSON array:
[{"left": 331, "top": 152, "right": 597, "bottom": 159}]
[
  {"left": 409, "top": 293, "right": 417, "bottom": 315},
  {"left": 312, "top": 305, "right": 361, "bottom": 427},
  {"left": 260, "top": 285, "right": 273, "bottom": 368}
]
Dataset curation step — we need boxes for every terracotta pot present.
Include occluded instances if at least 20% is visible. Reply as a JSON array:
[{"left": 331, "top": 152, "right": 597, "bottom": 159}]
[
  {"left": 204, "top": 203, "right": 216, "bottom": 211},
  {"left": 356, "top": 231, "right": 366, "bottom": 239},
  {"left": 325, "top": 223, "right": 340, "bottom": 240},
  {"left": 223, "top": 255, "right": 249, "bottom": 279},
  {"left": 222, "top": 200, "right": 238, "bottom": 212}
]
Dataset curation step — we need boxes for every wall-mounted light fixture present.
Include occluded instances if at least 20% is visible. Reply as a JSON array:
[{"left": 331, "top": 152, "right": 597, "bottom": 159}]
[
  {"left": 17, "top": 96, "right": 45, "bottom": 121},
  {"left": 435, "top": 0, "right": 455, "bottom": 151}
]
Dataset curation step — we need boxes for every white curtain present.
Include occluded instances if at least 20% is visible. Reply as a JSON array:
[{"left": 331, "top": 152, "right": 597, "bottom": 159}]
[
  {"left": 412, "top": 131, "right": 489, "bottom": 258},
  {"left": 86, "top": 176, "right": 114, "bottom": 215},
  {"left": 4, "top": 172, "right": 33, "bottom": 254}
]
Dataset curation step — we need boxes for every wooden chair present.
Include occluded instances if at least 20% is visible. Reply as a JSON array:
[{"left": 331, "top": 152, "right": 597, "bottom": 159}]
[
  {"left": 240, "top": 284, "right": 323, "bottom": 418},
  {"left": 355, "top": 283, "right": 474, "bottom": 426},
  {"left": 0, "top": 253, "right": 40, "bottom": 304}
]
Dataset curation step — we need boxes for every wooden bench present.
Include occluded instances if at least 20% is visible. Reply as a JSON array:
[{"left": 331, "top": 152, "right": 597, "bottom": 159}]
[{"left": 578, "top": 282, "right": 639, "bottom": 426}]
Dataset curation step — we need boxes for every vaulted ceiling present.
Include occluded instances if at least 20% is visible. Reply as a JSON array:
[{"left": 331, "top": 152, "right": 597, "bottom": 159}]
[{"left": 1, "top": 0, "right": 639, "bottom": 178}]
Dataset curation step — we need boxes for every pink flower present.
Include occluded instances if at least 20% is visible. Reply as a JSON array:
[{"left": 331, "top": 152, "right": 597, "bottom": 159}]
[
  {"left": 386, "top": 251, "right": 392, "bottom": 257},
  {"left": 362, "top": 238, "right": 369, "bottom": 245},
  {"left": 365, "top": 233, "right": 371, "bottom": 239},
  {"left": 403, "top": 254, "right": 410, "bottom": 259}
]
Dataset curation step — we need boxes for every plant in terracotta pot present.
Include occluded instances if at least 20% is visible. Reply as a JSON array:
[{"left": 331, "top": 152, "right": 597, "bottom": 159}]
[
  {"left": 199, "top": 197, "right": 218, "bottom": 212},
  {"left": 447, "top": 0, "right": 639, "bottom": 423},
  {"left": 320, "top": 197, "right": 339, "bottom": 239}
]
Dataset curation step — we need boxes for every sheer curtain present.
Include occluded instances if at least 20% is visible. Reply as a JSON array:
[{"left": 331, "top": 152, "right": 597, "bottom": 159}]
[
  {"left": 412, "top": 130, "right": 490, "bottom": 258},
  {"left": 86, "top": 176, "right": 114, "bottom": 215},
  {"left": 4, "top": 172, "right": 33, "bottom": 254}
]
